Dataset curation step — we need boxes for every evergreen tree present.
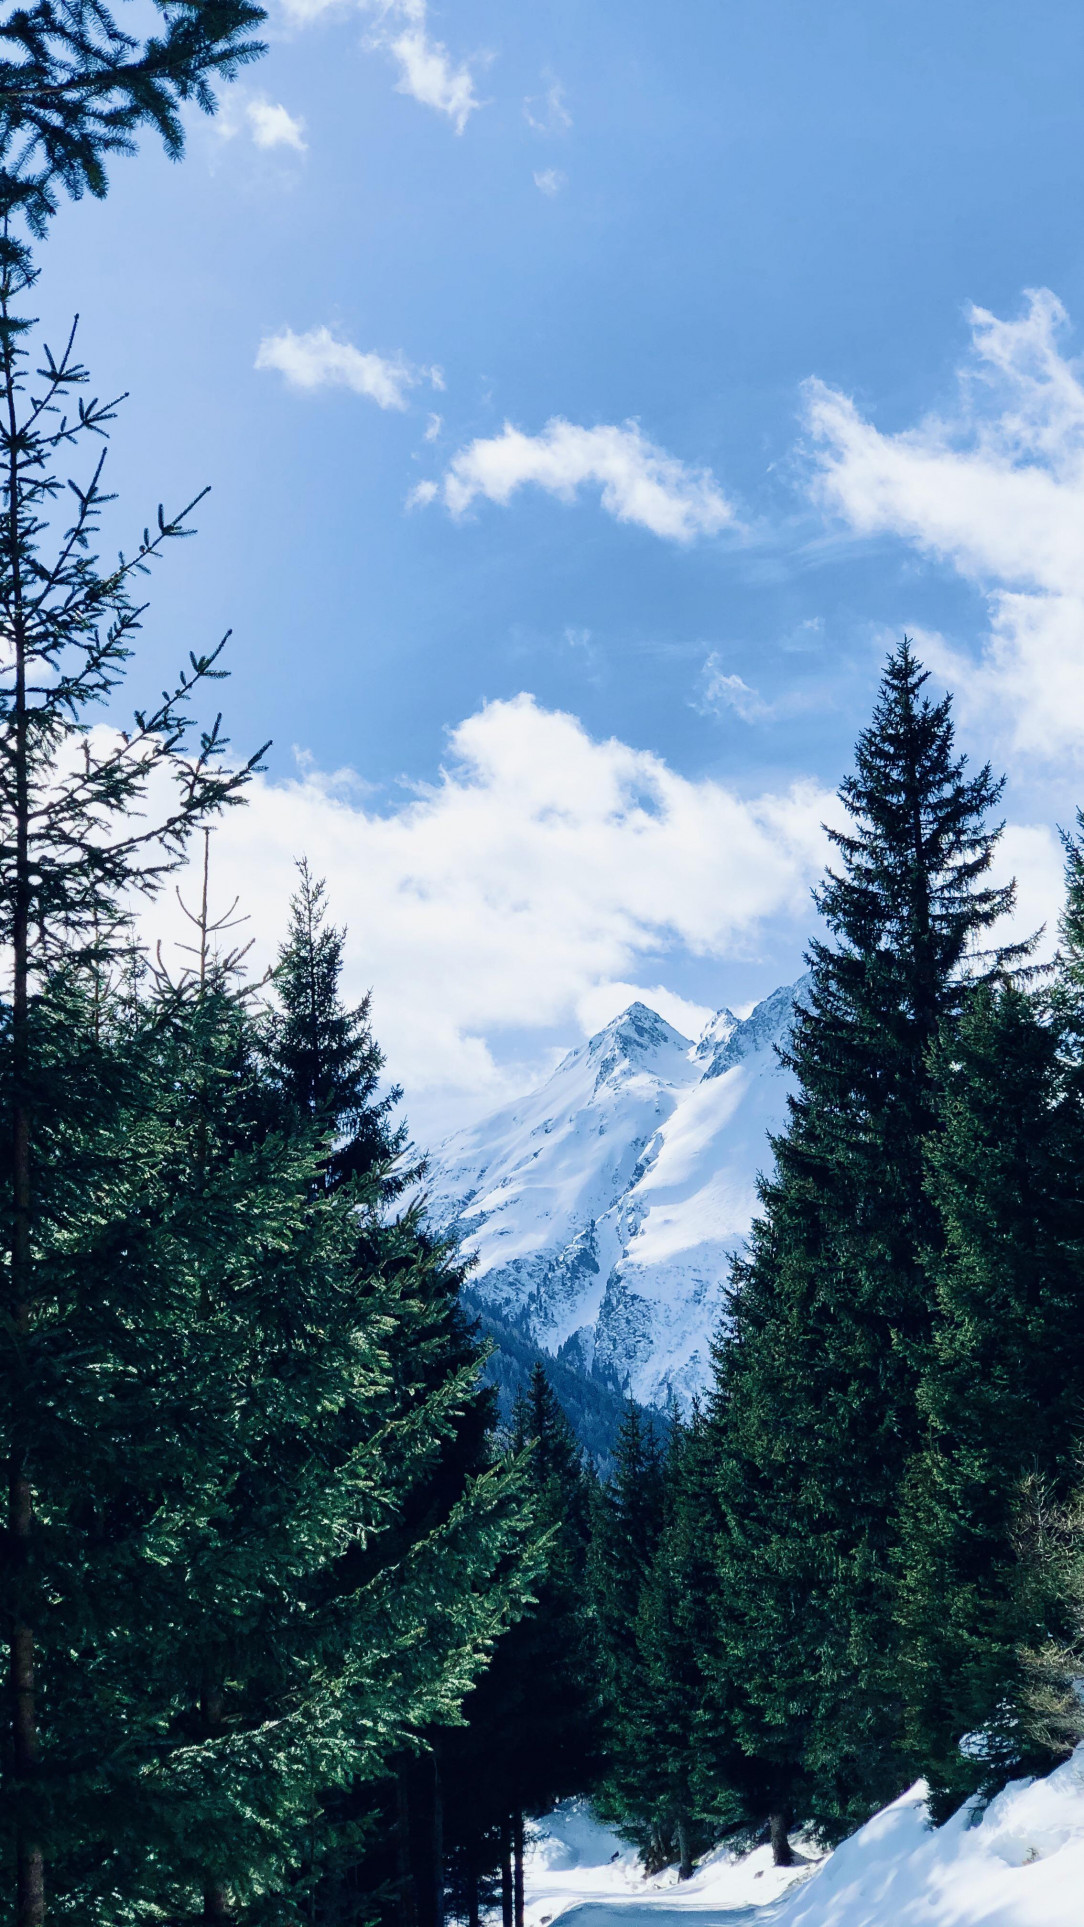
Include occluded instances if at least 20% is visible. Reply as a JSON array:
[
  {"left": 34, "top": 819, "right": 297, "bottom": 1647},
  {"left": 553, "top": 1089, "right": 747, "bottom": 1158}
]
[
  {"left": 630, "top": 1409, "right": 721, "bottom": 1877},
  {"left": 1, "top": 936, "right": 538, "bottom": 1923},
  {"left": 590, "top": 1405, "right": 668, "bottom": 1864},
  {"left": 257, "top": 868, "right": 532, "bottom": 1927},
  {"left": 707, "top": 640, "right": 1018, "bottom": 1839},
  {"left": 267, "top": 858, "right": 406, "bottom": 1190},
  {"left": 896, "top": 977, "right": 1084, "bottom": 1812},
  {"left": 441, "top": 1364, "right": 603, "bottom": 1927},
  {"left": 0, "top": 0, "right": 266, "bottom": 238},
  {"left": 0, "top": 247, "right": 259, "bottom": 1922}
]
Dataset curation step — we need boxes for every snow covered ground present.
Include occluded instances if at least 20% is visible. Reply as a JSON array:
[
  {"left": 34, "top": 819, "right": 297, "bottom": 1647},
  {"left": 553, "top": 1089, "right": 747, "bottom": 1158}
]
[
  {"left": 522, "top": 1802, "right": 818, "bottom": 1927},
  {"left": 523, "top": 1744, "right": 1084, "bottom": 1927}
]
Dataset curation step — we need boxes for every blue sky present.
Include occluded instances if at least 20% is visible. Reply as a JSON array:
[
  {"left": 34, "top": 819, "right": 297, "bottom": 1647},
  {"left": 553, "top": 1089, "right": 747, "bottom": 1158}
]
[{"left": 34, "top": 0, "right": 1084, "bottom": 1139}]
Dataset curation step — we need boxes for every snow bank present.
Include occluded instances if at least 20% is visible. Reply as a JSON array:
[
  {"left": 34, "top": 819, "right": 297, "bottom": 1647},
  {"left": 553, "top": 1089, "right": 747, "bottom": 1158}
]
[
  {"left": 526, "top": 1745, "right": 1084, "bottom": 1927},
  {"left": 522, "top": 1802, "right": 813, "bottom": 1925},
  {"left": 776, "top": 1744, "right": 1084, "bottom": 1927}
]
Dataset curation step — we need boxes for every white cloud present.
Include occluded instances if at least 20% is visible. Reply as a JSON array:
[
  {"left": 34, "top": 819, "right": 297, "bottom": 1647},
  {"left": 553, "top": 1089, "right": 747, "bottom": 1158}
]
[
  {"left": 698, "top": 655, "right": 771, "bottom": 722},
  {"left": 148, "top": 696, "right": 835, "bottom": 1141},
  {"left": 805, "top": 288, "right": 1084, "bottom": 761},
  {"left": 255, "top": 327, "right": 440, "bottom": 409},
  {"left": 246, "top": 98, "right": 307, "bottom": 150},
  {"left": 418, "top": 418, "right": 736, "bottom": 543},
  {"left": 990, "top": 819, "right": 1066, "bottom": 963},
  {"left": 276, "top": 0, "right": 481, "bottom": 131},
  {"left": 367, "top": 0, "right": 481, "bottom": 133},
  {"left": 216, "top": 92, "right": 307, "bottom": 152},
  {"left": 423, "top": 412, "right": 443, "bottom": 441},
  {"left": 524, "top": 80, "right": 571, "bottom": 134},
  {"left": 533, "top": 168, "right": 567, "bottom": 196}
]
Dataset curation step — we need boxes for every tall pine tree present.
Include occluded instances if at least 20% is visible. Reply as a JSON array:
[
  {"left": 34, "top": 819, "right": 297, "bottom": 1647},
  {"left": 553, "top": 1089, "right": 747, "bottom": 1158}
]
[
  {"left": 896, "top": 975, "right": 1084, "bottom": 1812},
  {"left": 441, "top": 1364, "right": 603, "bottom": 1927},
  {"left": 590, "top": 1406, "right": 670, "bottom": 1864},
  {"left": 707, "top": 640, "right": 1018, "bottom": 1839}
]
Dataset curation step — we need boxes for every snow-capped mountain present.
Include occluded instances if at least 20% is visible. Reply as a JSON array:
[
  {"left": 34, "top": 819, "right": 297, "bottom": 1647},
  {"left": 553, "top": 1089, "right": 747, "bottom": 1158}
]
[{"left": 426, "top": 980, "right": 804, "bottom": 1410}]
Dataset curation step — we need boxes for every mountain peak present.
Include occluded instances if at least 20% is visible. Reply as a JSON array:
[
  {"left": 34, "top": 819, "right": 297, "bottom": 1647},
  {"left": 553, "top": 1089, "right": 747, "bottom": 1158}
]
[
  {"left": 426, "top": 978, "right": 800, "bottom": 1411},
  {"left": 694, "top": 1006, "right": 739, "bottom": 1060},
  {"left": 585, "top": 1001, "right": 693, "bottom": 1082},
  {"left": 701, "top": 975, "right": 808, "bottom": 1078}
]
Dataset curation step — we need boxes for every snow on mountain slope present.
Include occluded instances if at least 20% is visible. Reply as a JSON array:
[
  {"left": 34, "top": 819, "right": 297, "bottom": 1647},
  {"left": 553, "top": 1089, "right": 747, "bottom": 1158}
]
[{"left": 426, "top": 981, "right": 804, "bottom": 1409}]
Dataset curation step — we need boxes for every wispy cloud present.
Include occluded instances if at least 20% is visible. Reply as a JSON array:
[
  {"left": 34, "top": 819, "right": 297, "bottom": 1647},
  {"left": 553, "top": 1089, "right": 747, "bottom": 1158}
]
[
  {"left": 276, "top": 0, "right": 482, "bottom": 132},
  {"left": 255, "top": 326, "right": 442, "bottom": 409},
  {"left": 524, "top": 78, "right": 571, "bottom": 134},
  {"left": 413, "top": 418, "right": 736, "bottom": 543},
  {"left": 805, "top": 287, "right": 1084, "bottom": 763},
  {"left": 533, "top": 168, "right": 567, "bottom": 196},
  {"left": 697, "top": 657, "right": 772, "bottom": 722},
  {"left": 217, "top": 93, "right": 307, "bottom": 152},
  {"left": 367, "top": 0, "right": 481, "bottom": 133}
]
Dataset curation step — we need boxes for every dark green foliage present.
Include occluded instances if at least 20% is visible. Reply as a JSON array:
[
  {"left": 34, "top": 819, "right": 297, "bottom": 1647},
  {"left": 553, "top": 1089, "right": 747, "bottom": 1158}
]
[
  {"left": 440, "top": 1365, "right": 603, "bottom": 1916},
  {"left": 0, "top": 954, "right": 537, "bottom": 1922},
  {"left": 461, "top": 1288, "right": 652, "bottom": 1478},
  {"left": 0, "top": 0, "right": 266, "bottom": 236},
  {"left": 895, "top": 988, "right": 1084, "bottom": 1806},
  {"left": 590, "top": 1405, "right": 670, "bottom": 1860},
  {"left": 626, "top": 1410, "right": 723, "bottom": 1875},
  {"left": 254, "top": 868, "right": 532, "bottom": 1926},
  {"left": 707, "top": 641, "right": 1019, "bottom": 1838},
  {"left": 267, "top": 859, "right": 406, "bottom": 1192}
]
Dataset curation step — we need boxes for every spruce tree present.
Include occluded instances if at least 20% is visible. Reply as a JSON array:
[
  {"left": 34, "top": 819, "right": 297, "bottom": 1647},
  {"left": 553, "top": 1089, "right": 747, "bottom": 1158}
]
[
  {"left": 631, "top": 1409, "right": 721, "bottom": 1877},
  {"left": 441, "top": 1365, "right": 603, "bottom": 1927},
  {"left": 590, "top": 1405, "right": 669, "bottom": 1863},
  {"left": 267, "top": 857, "right": 406, "bottom": 1190},
  {"left": 0, "top": 254, "right": 259, "bottom": 1923},
  {"left": 0, "top": 0, "right": 266, "bottom": 237},
  {"left": 258, "top": 869, "right": 534, "bottom": 1927},
  {"left": 0, "top": 930, "right": 538, "bottom": 1922},
  {"left": 708, "top": 640, "right": 1018, "bottom": 1837},
  {"left": 896, "top": 977, "right": 1084, "bottom": 1812}
]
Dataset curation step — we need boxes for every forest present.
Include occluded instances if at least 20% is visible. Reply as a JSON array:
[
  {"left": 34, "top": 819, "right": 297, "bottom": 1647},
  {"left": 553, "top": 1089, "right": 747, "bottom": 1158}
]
[{"left": 4, "top": 5, "right": 1084, "bottom": 1925}]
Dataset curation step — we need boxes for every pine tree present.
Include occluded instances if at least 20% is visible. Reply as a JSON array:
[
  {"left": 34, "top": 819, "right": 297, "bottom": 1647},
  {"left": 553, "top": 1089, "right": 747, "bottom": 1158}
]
[
  {"left": 0, "top": 19, "right": 270, "bottom": 1912},
  {"left": 631, "top": 1409, "right": 721, "bottom": 1877},
  {"left": 590, "top": 1405, "right": 669, "bottom": 1864},
  {"left": 441, "top": 1365, "right": 603, "bottom": 1927},
  {"left": 707, "top": 640, "right": 1018, "bottom": 1838},
  {"left": 0, "top": 932, "right": 539, "bottom": 1922},
  {"left": 0, "top": 253, "right": 260, "bottom": 1923},
  {"left": 267, "top": 858, "right": 406, "bottom": 1190},
  {"left": 0, "top": 0, "right": 266, "bottom": 238},
  {"left": 257, "top": 870, "right": 535, "bottom": 1927},
  {"left": 895, "top": 977, "right": 1084, "bottom": 1812}
]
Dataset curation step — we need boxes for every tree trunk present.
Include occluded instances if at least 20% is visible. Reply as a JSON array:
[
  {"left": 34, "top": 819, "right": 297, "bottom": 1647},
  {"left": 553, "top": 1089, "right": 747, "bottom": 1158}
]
[
  {"left": 432, "top": 1752, "right": 444, "bottom": 1927},
  {"left": 396, "top": 1768, "right": 417, "bottom": 1927},
  {"left": 676, "top": 1814, "right": 693, "bottom": 1881},
  {"left": 466, "top": 1850, "right": 480, "bottom": 1927},
  {"left": 500, "top": 1818, "right": 513, "bottom": 1927},
  {"left": 8, "top": 283, "right": 43, "bottom": 1927},
  {"left": 513, "top": 1809, "right": 525, "bottom": 1927},
  {"left": 768, "top": 1810, "right": 793, "bottom": 1868},
  {"left": 201, "top": 1679, "right": 230, "bottom": 1918}
]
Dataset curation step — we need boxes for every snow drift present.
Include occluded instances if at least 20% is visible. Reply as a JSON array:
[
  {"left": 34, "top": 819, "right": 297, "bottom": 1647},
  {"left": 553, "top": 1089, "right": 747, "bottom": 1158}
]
[{"left": 525, "top": 1745, "right": 1084, "bottom": 1927}]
